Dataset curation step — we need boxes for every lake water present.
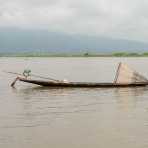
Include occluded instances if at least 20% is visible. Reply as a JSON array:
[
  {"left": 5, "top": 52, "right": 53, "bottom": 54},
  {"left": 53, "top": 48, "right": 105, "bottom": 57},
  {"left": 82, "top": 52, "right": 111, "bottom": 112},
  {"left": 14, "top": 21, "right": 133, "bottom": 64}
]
[{"left": 0, "top": 57, "right": 148, "bottom": 148}]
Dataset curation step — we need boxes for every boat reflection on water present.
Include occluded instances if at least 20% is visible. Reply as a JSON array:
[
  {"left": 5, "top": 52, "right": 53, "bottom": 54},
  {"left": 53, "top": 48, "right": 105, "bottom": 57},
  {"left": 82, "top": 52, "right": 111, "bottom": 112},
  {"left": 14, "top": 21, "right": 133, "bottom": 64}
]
[
  {"left": 12, "top": 85, "right": 148, "bottom": 113},
  {"left": 114, "top": 87, "right": 148, "bottom": 111}
]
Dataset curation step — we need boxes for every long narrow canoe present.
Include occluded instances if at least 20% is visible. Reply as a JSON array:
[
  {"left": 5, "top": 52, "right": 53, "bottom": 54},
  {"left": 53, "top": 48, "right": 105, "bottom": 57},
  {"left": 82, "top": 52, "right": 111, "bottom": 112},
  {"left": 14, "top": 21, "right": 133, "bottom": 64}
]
[
  {"left": 16, "top": 77, "right": 148, "bottom": 87},
  {"left": 10, "top": 63, "right": 148, "bottom": 88}
]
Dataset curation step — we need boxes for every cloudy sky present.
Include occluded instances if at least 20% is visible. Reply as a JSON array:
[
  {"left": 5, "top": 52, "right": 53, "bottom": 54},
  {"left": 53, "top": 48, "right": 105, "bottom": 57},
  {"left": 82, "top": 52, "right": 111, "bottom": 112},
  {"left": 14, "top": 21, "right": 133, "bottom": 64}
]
[{"left": 0, "top": 0, "right": 148, "bottom": 42}]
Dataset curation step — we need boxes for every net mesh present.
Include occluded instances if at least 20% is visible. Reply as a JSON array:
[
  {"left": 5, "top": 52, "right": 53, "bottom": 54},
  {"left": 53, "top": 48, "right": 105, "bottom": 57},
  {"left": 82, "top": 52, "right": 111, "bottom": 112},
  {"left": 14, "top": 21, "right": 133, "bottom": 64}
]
[{"left": 114, "top": 63, "right": 147, "bottom": 84}]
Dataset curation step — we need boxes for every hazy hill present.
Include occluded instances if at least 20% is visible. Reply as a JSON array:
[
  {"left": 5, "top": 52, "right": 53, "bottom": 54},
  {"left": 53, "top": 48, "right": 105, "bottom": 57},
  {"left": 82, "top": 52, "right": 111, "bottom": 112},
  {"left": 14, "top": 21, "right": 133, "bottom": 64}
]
[{"left": 0, "top": 29, "right": 148, "bottom": 53}]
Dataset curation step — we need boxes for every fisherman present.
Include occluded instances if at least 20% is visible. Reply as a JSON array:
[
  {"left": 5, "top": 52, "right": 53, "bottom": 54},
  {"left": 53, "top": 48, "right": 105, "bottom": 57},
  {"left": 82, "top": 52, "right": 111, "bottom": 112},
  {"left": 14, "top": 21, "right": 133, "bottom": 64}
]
[{"left": 23, "top": 69, "right": 31, "bottom": 79}]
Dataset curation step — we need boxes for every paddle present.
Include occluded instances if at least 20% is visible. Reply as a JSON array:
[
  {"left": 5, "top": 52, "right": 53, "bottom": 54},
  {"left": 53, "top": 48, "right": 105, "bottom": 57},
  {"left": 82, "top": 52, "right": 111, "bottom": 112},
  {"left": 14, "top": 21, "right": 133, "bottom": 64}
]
[{"left": 3, "top": 70, "right": 61, "bottom": 82}]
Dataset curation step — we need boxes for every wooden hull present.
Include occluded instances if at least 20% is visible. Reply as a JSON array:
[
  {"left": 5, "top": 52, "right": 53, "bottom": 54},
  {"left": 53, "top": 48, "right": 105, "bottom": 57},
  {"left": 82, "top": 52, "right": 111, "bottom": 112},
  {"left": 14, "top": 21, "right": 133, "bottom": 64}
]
[{"left": 18, "top": 77, "right": 148, "bottom": 88}]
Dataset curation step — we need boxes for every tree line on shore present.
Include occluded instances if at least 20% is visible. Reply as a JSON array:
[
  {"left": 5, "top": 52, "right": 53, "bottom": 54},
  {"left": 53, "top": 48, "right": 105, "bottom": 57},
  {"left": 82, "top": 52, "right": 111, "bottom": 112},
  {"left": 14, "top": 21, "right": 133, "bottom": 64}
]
[{"left": 0, "top": 52, "right": 148, "bottom": 57}]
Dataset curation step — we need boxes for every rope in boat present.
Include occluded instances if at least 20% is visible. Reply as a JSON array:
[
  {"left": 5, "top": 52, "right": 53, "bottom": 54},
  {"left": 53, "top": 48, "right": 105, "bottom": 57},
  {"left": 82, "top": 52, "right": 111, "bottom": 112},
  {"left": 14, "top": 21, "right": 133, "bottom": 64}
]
[{"left": 3, "top": 70, "right": 61, "bottom": 82}]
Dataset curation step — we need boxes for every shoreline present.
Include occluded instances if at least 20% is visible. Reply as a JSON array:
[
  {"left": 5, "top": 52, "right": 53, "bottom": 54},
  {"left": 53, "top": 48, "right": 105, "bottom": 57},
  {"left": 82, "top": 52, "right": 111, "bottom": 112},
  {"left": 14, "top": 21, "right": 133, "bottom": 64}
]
[{"left": 1, "top": 52, "right": 148, "bottom": 57}]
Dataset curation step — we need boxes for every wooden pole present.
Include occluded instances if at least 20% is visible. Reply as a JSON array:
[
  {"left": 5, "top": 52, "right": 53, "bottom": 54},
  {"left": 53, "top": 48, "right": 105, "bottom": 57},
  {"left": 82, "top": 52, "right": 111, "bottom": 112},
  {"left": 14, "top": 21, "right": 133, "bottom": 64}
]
[
  {"left": 114, "top": 62, "right": 121, "bottom": 83},
  {"left": 11, "top": 77, "right": 20, "bottom": 87}
]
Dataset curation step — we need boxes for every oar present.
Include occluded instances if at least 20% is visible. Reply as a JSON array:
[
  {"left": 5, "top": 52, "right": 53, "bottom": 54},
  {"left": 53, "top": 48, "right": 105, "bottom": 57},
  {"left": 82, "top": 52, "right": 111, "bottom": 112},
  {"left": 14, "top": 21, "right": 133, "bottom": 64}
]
[
  {"left": 3, "top": 70, "right": 61, "bottom": 82},
  {"left": 3, "top": 71, "right": 23, "bottom": 76},
  {"left": 30, "top": 73, "right": 61, "bottom": 82},
  {"left": 11, "top": 77, "right": 19, "bottom": 87}
]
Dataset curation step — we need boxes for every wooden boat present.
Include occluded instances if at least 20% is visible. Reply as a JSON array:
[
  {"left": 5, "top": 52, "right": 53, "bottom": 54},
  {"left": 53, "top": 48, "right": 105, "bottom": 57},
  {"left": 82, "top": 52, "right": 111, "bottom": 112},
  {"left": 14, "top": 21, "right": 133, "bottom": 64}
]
[
  {"left": 15, "top": 77, "right": 148, "bottom": 87},
  {"left": 11, "top": 62, "right": 148, "bottom": 88}
]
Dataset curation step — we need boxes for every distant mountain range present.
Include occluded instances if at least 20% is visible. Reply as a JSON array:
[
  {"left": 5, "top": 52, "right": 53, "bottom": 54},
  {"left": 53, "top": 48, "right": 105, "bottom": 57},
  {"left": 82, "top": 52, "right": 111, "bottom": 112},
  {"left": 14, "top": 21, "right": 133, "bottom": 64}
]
[{"left": 0, "top": 28, "right": 148, "bottom": 53}]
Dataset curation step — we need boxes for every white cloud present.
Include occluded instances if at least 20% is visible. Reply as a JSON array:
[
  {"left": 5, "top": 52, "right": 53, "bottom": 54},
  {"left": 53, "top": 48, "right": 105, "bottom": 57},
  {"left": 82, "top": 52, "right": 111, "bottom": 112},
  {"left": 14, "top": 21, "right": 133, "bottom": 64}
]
[{"left": 0, "top": 0, "right": 148, "bottom": 42}]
